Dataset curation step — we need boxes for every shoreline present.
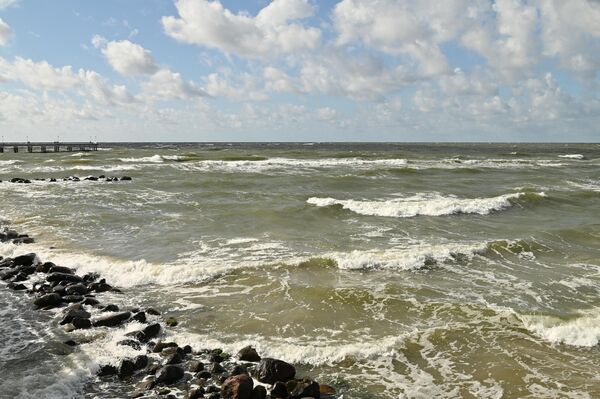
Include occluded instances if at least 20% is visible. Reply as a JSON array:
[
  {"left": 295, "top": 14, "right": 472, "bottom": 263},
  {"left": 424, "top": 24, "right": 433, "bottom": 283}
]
[{"left": 0, "top": 225, "right": 336, "bottom": 399}]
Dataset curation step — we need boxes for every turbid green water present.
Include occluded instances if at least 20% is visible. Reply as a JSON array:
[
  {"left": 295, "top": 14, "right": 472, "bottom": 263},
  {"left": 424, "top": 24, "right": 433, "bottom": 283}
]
[{"left": 1, "top": 143, "right": 599, "bottom": 398}]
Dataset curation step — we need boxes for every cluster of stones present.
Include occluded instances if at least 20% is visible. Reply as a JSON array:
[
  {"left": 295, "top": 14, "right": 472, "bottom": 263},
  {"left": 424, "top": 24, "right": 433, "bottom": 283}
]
[
  {"left": 2, "top": 175, "right": 133, "bottom": 184},
  {"left": 0, "top": 228, "right": 34, "bottom": 245},
  {"left": 0, "top": 227, "right": 336, "bottom": 399}
]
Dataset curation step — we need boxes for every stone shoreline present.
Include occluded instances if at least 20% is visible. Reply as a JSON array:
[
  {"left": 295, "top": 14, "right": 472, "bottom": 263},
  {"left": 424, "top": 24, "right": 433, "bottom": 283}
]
[{"left": 0, "top": 226, "right": 336, "bottom": 399}]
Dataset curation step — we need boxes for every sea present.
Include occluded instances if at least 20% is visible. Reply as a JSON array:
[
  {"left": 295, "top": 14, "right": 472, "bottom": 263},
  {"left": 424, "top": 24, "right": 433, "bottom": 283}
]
[{"left": 0, "top": 142, "right": 599, "bottom": 398}]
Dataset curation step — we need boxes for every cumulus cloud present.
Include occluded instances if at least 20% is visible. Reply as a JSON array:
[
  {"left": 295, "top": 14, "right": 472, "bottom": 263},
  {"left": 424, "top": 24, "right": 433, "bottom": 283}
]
[
  {"left": 142, "top": 69, "right": 207, "bottom": 100},
  {"left": 100, "top": 39, "right": 159, "bottom": 75},
  {"left": 0, "top": 0, "right": 18, "bottom": 10},
  {"left": 0, "top": 17, "right": 12, "bottom": 46},
  {"left": 161, "top": 0, "right": 321, "bottom": 57}
]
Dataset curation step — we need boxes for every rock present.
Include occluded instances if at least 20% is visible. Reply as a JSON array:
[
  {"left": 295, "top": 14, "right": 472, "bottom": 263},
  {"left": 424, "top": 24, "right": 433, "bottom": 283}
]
[
  {"left": 121, "top": 176, "right": 132, "bottom": 181},
  {"left": 251, "top": 386, "right": 267, "bottom": 399},
  {"left": 89, "top": 281, "right": 112, "bottom": 292},
  {"left": 270, "top": 382, "right": 288, "bottom": 399},
  {"left": 13, "top": 237, "right": 34, "bottom": 244},
  {"left": 222, "top": 374, "right": 254, "bottom": 399},
  {"left": 46, "top": 272, "right": 83, "bottom": 284},
  {"left": 196, "top": 371, "right": 212, "bottom": 380},
  {"left": 187, "top": 387, "right": 205, "bottom": 399},
  {"left": 33, "top": 293, "right": 62, "bottom": 309},
  {"left": 12, "top": 253, "right": 37, "bottom": 267},
  {"left": 72, "top": 318, "right": 92, "bottom": 329},
  {"left": 230, "top": 365, "right": 247, "bottom": 376},
  {"left": 130, "top": 311, "right": 146, "bottom": 323},
  {"left": 211, "top": 362, "right": 226, "bottom": 374},
  {"left": 65, "top": 283, "right": 89, "bottom": 295},
  {"left": 118, "top": 359, "right": 136, "bottom": 379},
  {"left": 254, "top": 358, "right": 296, "bottom": 384},
  {"left": 237, "top": 346, "right": 261, "bottom": 362},
  {"left": 165, "top": 316, "right": 178, "bottom": 327},
  {"left": 319, "top": 384, "right": 336, "bottom": 395},
  {"left": 82, "top": 297, "right": 100, "bottom": 306},
  {"left": 48, "top": 265, "right": 74, "bottom": 274},
  {"left": 183, "top": 345, "right": 192, "bottom": 354},
  {"left": 82, "top": 272, "right": 100, "bottom": 283},
  {"left": 165, "top": 352, "right": 184, "bottom": 365},
  {"left": 60, "top": 308, "right": 91, "bottom": 324},
  {"left": 153, "top": 341, "right": 178, "bottom": 353},
  {"left": 146, "top": 307, "right": 161, "bottom": 315},
  {"left": 98, "top": 365, "right": 118, "bottom": 376},
  {"left": 7, "top": 282, "right": 27, "bottom": 291},
  {"left": 93, "top": 311, "right": 132, "bottom": 327},
  {"left": 155, "top": 365, "right": 184, "bottom": 385},
  {"left": 62, "top": 295, "right": 84, "bottom": 303},
  {"left": 187, "top": 360, "right": 204, "bottom": 372},
  {"left": 134, "top": 355, "right": 148, "bottom": 370},
  {"left": 84, "top": 176, "right": 98, "bottom": 181},
  {"left": 138, "top": 323, "right": 161, "bottom": 342},
  {"left": 101, "top": 304, "right": 119, "bottom": 312},
  {"left": 64, "top": 340, "right": 79, "bottom": 347},
  {"left": 210, "top": 352, "right": 224, "bottom": 363},
  {"left": 117, "top": 339, "right": 141, "bottom": 350},
  {"left": 35, "top": 262, "right": 55, "bottom": 273},
  {"left": 286, "top": 379, "right": 320, "bottom": 399},
  {"left": 134, "top": 377, "right": 155, "bottom": 393}
]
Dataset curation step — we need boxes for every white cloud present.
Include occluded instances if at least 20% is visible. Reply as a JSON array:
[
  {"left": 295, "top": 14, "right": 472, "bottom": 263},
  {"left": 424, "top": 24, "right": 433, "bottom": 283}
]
[
  {"left": 101, "top": 40, "right": 159, "bottom": 75},
  {"left": 161, "top": 0, "right": 321, "bottom": 57},
  {"left": 91, "top": 34, "right": 107, "bottom": 49},
  {"left": 4, "top": 57, "right": 81, "bottom": 90},
  {"left": 204, "top": 71, "right": 268, "bottom": 101},
  {"left": 142, "top": 69, "right": 207, "bottom": 100},
  {"left": 0, "top": 17, "right": 12, "bottom": 46},
  {"left": 0, "top": 0, "right": 18, "bottom": 10}
]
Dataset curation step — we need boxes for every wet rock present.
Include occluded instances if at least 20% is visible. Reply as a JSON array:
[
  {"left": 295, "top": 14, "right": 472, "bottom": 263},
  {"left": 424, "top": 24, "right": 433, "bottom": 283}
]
[
  {"left": 93, "top": 311, "right": 132, "bottom": 327},
  {"left": 187, "top": 360, "right": 204, "bottom": 372},
  {"left": 319, "top": 384, "right": 336, "bottom": 395},
  {"left": 117, "top": 339, "right": 141, "bottom": 350},
  {"left": 130, "top": 311, "right": 146, "bottom": 323},
  {"left": 72, "top": 318, "right": 92, "bottom": 329},
  {"left": 48, "top": 265, "right": 74, "bottom": 275},
  {"left": 183, "top": 345, "right": 192, "bottom": 354},
  {"left": 237, "top": 346, "right": 261, "bottom": 362},
  {"left": 98, "top": 365, "right": 118, "bottom": 376},
  {"left": 153, "top": 341, "right": 178, "bottom": 353},
  {"left": 12, "top": 253, "right": 37, "bottom": 267},
  {"left": 101, "top": 304, "right": 119, "bottom": 312},
  {"left": 251, "top": 386, "right": 267, "bottom": 399},
  {"left": 7, "top": 282, "right": 27, "bottom": 291},
  {"left": 155, "top": 365, "right": 184, "bottom": 385},
  {"left": 270, "top": 382, "right": 288, "bottom": 399},
  {"left": 134, "top": 355, "right": 148, "bottom": 370},
  {"left": 47, "top": 272, "right": 83, "bottom": 284},
  {"left": 63, "top": 340, "right": 79, "bottom": 347},
  {"left": 210, "top": 351, "right": 225, "bottom": 363},
  {"left": 12, "top": 272, "right": 30, "bottom": 282},
  {"left": 146, "top": 307, "right": 161, "bottom": 315},
  {"left": 13, "top": 237, "right": 35, "bottom": 244},
  {"left": 84, "top": 176, "right": 98, "bottom": 181},
  {"left": 89, "top": 281, "right": 112, "bottom": 293},
  {"left": 165, "top": 352, "right": 184, "bottom": 365},
  {"left": 222, "top": 374, "right": 253, "bottom": 399},
  {"left": 211, "top": 362, "right": 226, "bottom": 374},
  {"left": 36, "top": 262, "right": 55, "bottom": 273},
  {"left": 254, "top": 358, "right": 296, "bottom": 385},
  {"left": 65, "top": 283, "right": 89, "bottom": 295},
  {"left": 82, "top": 272, "right": 100, "bottom": 283},
  {"left": 230, "top": 365, "right": 247, "bottom": 376},
  {"left": 62, "top": 295, "right": 84, "bottom": 303},
  {"left": 33, "top": 293, "right": 62, "bottom": 309},
  {"left": 287, "top": 379, "right": 320, "bottom": 399},
  {"left": 196, "top": 371, "right": 212, "bottom": 380},
  {"left": 60, "top": 308, "right": 91, "bottom": 324},
  {"left": 119, "top": 359, "right": 136, "bottom": 379},
  {"left": 82, "top": 297, "right": 100, "bottom": 306},
  {"left": 187, "top": 387, "right": 205, "bottom": 399},
  {"left": 165, "top": 316, "right": 178, "bottom": 327},
  {"left": 134, "top": 377, "right": 155, "bottom": 393},
  {"left": 121, "top": 176, "right": 132, "bottom": 181}
]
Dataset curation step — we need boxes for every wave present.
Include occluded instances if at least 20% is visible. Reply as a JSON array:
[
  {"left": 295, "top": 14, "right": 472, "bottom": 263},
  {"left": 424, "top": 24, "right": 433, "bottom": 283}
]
[
  {"left": 558, "top": 154, "right": 586, "bottom": 160},
  {"left": 0, "top": 160, "right": 23, "bottom": 166},
  {"left": 327, "top": 242, "right": 487, "bottom": 271},
  {"left": 307, "top": 192, "right": 546, "bottom": 218},
  {"left": 119, "top": 154, "right": 192, "bottom": 163},
  {"left": 520, "top": 311, "right": 600, "bottom": 347}
]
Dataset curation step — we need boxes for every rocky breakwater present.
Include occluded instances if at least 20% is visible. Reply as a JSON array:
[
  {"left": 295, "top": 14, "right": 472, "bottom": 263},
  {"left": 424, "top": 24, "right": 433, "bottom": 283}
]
[
  {"left": 0, "top": 226, "right": 337, "bottom": 399},
  {"left": 1, "top": 175, "right": 133, "bottom": 184}
]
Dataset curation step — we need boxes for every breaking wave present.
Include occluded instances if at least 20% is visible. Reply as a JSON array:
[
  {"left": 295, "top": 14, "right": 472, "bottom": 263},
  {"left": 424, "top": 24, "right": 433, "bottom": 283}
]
[{"left": 307, "top": 192, "right": 546, "bottom": 218}]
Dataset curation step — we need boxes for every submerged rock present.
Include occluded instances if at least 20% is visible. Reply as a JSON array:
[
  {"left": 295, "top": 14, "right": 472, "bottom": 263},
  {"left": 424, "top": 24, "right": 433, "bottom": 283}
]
[
  {"left": 93, "top": 311, "right": 132, "bottom": 327},
  {"left": 222, "top": 374, "right": 253, "bottom": 399},
  {"left": 98, "top": 365, "right": 118, "bottom": 377},
  {"left": 33, "top": 293, "right": 62, "bottom": 309},
  {"left": 287, "top": 379, "right": 320, "bottom": 399},
  {"left": 60, "top": 308, "right": 91, "bottom": 325},
  {"left": 254, "top": 358, "right": 296, "bottom": 384}
]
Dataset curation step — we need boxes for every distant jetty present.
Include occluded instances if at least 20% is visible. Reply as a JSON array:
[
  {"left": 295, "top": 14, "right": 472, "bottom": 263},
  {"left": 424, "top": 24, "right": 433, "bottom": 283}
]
[{"left": 0, "top": 141, "right": 99, "bottom": 153}]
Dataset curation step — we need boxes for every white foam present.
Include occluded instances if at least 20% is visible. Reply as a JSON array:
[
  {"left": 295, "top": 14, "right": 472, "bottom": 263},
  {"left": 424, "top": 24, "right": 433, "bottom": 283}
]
[
  {"left": 0, "top": 160, "right": 22, "bottom": 166},
  {"left": 307, "top": 192, "right": 545, "bottom": 218},
  {"left": 119, "top": 154, "right": 187, "bottom": 163},
  {"left": 558, "top": 154, "right": 585, "bottom": 160},
  {"left": 329, "top": 242, "right": 487, "bottom": 271},
  {"left": 520, "top": 311, "right": 600, "bottom": 347}
]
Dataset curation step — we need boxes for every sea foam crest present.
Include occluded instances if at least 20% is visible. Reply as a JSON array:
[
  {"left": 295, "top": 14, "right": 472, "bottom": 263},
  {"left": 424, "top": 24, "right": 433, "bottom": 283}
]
[
  {"left": 520, "top": 311, "right": 600, "bottom": 347},
  {"left": 119, "top": 154, "right": 186, "bottom": 163},
  {"left": 307, "top": 192, "right": 546, "bottom": 218},
  {"left": 558, "top": 154, "right": 585, "bottom": 160}
]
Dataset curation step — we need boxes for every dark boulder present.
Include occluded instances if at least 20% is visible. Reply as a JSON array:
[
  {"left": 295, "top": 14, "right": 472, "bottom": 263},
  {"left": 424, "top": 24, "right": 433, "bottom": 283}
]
[
  {"left": 153, "top": 341, "right": 178, "bottom": 353},
  {"left": 165, "top": 352, "right": 184, "bottom": 365},
  {"left": 121, "top": 176, "right": 132, "bottom": 181},
  {"left": 286, "top": 379, "right": 320, "bottom": 399},
  {"left": 82, "top": 272, "right": 100, "bottom": 283},
  {"left": 196, "top": 370, "right": 212, "bottom": 380},
  {"left": 82, "top": 297, "right": 100, "bottom": 306},
  {"left": 89, "top": 281, "right": 112, "bottom": 292},
  {"left": 36, "top": 262, "right": 55, "bottom": 273},
  {"left": 222, "top": 374, "right": 253, "bottom": 399},
  {"left": 117, "top": 339, "right": 141, "bottom": 350},
  {"left": 48, "top": 265, "right": 74, "bottom": 275},
  {"left": 118, "top": 359, "right": 136, "bottom": 379},
  {"left": 231, "top": 365, "right": 247, "bottom": 376},
  {"left": 72, "top": 318, "right": 92, "bottom": 329},
  {"left": 7, "top": 282, "right": 27, "bottom": 291},
  {"left": 98, "top": 365, "right": 118, "bottom": 376},
  {"left": 131, "top": 311, "right": 146, "bottom": 323},
  {"left": 64, "top": 340, "right": 79, "bottom": 347},
  {"left": 251, "top": 386, "right": 267, "bottom": 399},
  {"left": 270, "top": 382, "right": 288, "bottom": 399},
  {"left": 62, "top": 295, "right": 84, "bottom": 303},
  {"left": 101, "top": 304, "right": 119, "bottom": 312},
  {"left": 93, "top": 311, "right": 132, "bottom": 327},
  {"left": 13, "top": 237, "right": 35, "bottom": 244},
  {"left": 65, "top": 283, "right": 89, "bottom": 295},
  {"left": 155, "top": 365, "right": 184, "bottom": 385},
  {"left": 165, "top": 316, "right": 178, "bottom": 327},
  {"left": 146, "top": 307, "right": 161, "bottom": 315},
  {"left": 187, "top": 387, "right": 205, "bottom": 399},
  {"left": 134, "top": 355, "right": 148, "bottom": 370},
  {"left": 237, "top": 346, "right": 261, "bottom": 362},
  {"left": 255, "top": 358, "right": 296, "bottom": 384},
  {"left": 186, "top": 360, "right": 204, "bottom": 372},
  {"left": 47, "top": 272, "right": 83, "bottom": 284},
  {"left": 60, "top": 308, "right": 91, "bottom": 325},
  {"left": 33, "top": 293, "right": 62, "bottom": 309},
  {"left": 211, "top": 362, "right": 226, "bottom": 374},
  {"left": 11, "top": 253, "right": 37, "bottom": 267}
]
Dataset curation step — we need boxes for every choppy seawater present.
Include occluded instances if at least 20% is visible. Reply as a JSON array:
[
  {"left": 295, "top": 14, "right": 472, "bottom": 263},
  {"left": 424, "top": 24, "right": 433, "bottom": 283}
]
[{"left": 1, "top": 142, "right": 600, "bottom": 398}]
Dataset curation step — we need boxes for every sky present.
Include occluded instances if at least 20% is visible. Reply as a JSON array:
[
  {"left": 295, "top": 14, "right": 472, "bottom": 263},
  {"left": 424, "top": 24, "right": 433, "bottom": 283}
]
[{"left": 0, "top": 0, "right": 599, "bottom": 142}]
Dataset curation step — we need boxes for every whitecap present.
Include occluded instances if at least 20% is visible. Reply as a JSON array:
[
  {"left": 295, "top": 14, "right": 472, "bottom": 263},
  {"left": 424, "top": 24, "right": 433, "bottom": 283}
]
[
  {"left": 520, "top": 311, "right": 600, "bottom": 347},
  {"left": 558, "top": 154, "right": 585, "bottom": 160}
]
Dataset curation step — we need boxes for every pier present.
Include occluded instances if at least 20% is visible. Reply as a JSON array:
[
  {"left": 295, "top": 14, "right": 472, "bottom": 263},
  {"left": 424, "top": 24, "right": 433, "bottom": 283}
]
[{"left": 0, "top": 142, "right": 98, "bottom": 153}]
